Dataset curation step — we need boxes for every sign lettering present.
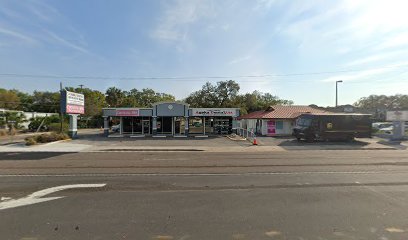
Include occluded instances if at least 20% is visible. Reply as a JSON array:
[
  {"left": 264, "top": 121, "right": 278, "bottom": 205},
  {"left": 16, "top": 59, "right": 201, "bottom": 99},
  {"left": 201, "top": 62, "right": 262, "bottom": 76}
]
[
  {"left": 116, "top": 109, "right": 140, "bottom": 116},
  {"left": 191, "top": 108, "right": 236, "bottom": 117}
]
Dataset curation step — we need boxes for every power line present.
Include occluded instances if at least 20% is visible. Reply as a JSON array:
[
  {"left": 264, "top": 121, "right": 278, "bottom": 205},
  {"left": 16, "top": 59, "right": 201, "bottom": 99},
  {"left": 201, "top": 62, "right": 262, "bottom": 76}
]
[{"left": 0, "top": 64, "right": 408, "bottom": 81}]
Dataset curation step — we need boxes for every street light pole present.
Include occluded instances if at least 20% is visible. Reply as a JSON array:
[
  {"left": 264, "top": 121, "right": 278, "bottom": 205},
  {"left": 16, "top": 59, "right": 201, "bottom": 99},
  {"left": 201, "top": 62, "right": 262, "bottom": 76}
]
[{"left": 335, "top": 80, "right": 343, "bottom": 107}]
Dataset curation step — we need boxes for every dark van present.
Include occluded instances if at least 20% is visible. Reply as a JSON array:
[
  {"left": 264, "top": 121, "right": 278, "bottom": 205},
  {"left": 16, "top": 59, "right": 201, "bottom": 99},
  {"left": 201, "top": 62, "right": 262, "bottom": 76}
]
[{"left": 293, "top": 113, "right": 372, "bottom": 142}]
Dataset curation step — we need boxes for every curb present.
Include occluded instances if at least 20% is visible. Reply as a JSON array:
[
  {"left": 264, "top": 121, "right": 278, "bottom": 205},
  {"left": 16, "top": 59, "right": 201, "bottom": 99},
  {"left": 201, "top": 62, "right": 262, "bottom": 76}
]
[
  {"left": 28, "top": 138, "right": 72, "bottom": 147},
  {"left": 225, "top": 135, "right": 247, "bottom": 141}
]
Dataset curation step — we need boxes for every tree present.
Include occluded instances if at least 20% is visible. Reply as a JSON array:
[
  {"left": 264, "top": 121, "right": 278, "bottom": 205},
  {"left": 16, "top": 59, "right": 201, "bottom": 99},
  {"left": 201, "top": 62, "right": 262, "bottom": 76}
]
[
  {"left": 354, "top": 94, "right": 408, "bottom": 110},
  {"left": 119, "top": 88, "right": 176, "bottom": 108},
  {"left": 4, "top": 111, "right": 27, "bottom": 129},
  {"left": 31, "top": 91, "right": 60, "bottom": 112},
  {"left": 105, "top": 87, "right": 125, "bottom": 107},
  {"left": 0, "top": 89, "right": 20, "bottom": 110},
  {"left": 185, "top": 81, "right": 293, "bottom": 114}
]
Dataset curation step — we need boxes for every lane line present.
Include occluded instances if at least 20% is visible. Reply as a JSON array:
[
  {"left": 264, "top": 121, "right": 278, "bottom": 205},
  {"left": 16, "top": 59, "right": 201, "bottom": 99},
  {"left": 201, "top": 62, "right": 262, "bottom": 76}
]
[{"left": 2, "top": 171, "right": 408, "bottom": 177}]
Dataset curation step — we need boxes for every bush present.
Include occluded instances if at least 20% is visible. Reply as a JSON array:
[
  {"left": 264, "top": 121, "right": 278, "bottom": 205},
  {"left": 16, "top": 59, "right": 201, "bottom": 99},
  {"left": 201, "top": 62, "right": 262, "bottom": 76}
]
[
  {"left": 25, "top": 137, "right": 37, "bottom": 146},
  {"left": 25, "top": 132, "right": 70, "bottom": 145},
  {"left": 0, "top": 129, "right": 7, "bottom": 136},
  {"left": 28, "top": 115, "right": 61, "bottom": 132}
]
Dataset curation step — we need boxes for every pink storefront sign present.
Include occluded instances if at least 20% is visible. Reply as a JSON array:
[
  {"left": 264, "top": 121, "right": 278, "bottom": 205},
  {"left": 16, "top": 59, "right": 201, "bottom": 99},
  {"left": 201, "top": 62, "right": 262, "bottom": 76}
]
[
  {"left": 66, "top": 104, "right": 85, "bottom": 114},
  {"left": 116, "top": 109, "right": 140, "bottom": 116}
]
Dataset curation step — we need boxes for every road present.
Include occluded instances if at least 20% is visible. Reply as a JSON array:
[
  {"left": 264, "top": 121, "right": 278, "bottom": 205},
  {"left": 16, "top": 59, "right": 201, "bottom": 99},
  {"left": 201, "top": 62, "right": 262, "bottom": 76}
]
[{"left": 1, "top": 150, "right": 408, "bottom": 239}]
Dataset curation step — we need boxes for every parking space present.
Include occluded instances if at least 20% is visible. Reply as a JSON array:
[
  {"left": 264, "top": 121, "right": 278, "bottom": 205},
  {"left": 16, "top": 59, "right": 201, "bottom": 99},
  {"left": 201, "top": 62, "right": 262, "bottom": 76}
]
[{"left": 75, "top": 129, "right": 251, "bottom": 148}]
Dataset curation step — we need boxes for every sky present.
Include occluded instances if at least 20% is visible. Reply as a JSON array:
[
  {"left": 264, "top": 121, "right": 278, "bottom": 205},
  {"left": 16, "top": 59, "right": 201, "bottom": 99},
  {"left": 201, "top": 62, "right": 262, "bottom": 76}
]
[{"left": 0, "top": 0, "right": 407, "bottom": 107}]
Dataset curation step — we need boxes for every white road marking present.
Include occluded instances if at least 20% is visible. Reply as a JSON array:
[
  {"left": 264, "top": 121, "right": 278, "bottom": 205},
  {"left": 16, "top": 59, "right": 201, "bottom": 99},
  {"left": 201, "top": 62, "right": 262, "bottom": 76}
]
[
  {"left": 0, "top": 184, "right": 106, "bottom": 210},
  {"left": 0, "top": 171, "right": 407, "bottom": 178}
]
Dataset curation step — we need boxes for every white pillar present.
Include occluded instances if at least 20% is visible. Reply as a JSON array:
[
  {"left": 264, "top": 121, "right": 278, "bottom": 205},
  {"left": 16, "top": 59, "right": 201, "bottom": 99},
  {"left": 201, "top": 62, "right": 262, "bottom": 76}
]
[
  {"left": 203, "top": 117, "right": 206, "bottom": 135},
  {"left": 119, "top": 117, "right": 123, "bottom": 135}
]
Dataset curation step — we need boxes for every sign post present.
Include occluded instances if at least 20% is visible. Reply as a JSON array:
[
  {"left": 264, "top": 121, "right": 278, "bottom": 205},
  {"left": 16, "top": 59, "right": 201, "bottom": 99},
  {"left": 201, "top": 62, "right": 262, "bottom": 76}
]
[
  {"left": 60, "top": 90, "right": 85, "bottom": 139},
  {"left": 386, "top": 111, "right": 408, "bottom": 141}
]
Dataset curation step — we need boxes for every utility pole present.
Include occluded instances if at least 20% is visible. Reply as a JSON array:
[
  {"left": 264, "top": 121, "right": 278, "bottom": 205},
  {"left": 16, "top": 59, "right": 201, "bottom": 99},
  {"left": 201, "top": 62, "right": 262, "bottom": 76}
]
[
  {"left": 60, "top": 82, "right": 64, "bottom": 133},
  {"left": 335, "top": 80, "right": 343, "bottom": 107}
]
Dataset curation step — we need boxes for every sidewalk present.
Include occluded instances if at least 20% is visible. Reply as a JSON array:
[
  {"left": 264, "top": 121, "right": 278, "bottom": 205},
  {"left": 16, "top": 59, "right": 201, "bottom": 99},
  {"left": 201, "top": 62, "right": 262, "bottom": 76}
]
[{"left": 0, "top": 138, "right": 402, "bottom": 153}]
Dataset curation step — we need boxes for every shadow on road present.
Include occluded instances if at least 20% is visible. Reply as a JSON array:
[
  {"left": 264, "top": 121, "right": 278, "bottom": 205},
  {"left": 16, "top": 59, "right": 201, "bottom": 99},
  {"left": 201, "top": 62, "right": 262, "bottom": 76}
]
[{"left": 0, "top": 152, "right": 75, "bottom": 161}]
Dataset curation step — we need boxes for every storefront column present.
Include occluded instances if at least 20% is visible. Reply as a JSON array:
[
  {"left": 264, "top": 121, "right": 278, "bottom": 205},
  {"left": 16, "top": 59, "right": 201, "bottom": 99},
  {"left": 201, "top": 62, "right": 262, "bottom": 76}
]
[
  {"left": 103, "top": 116, "right": 109, "bottom": 137},
  {"left": 152, "top": 116, "right": 157, "bottom": 135},
  {"left": 232, "top": 117, "right": 237, "bottom": 134},
  {"left": 203, "top": 117, "right": 206, "bottom": 135},
  {"left": 184, "top": 117, "right": 189, "bottom": 136},
  {"left": 119, "top": 117, "right": 123, "bottom": 135}
]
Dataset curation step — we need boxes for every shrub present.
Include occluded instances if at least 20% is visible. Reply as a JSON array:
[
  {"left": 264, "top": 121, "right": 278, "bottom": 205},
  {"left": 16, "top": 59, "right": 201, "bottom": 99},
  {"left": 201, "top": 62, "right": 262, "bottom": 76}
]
[
  {"left": 28, "top": 115, "right": 61, "bottom": 131},
  {"left": 25, "top": 137, "right": 37, "bottom": 146},
  {"left": 0, "top": 129, "right": 7, "bottom": 136},
  {"left": 24, "top": 132, "right": 70, "bottom": 145}
]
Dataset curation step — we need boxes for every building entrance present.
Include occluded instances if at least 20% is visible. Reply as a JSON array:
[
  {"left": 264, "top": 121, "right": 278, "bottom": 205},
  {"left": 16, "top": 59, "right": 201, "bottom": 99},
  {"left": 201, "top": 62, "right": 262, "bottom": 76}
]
[{"left": 157, "top": 117, "right": 172, "bottom": 135}]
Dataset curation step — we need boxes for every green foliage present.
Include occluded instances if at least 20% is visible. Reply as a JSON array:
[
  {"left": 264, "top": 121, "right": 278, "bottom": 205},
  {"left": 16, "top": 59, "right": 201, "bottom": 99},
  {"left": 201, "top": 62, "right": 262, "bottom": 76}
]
[
  {"left": 48, "top": 122, "right": 69, "bottom": 133},
  {"left": 185, "top": 81, "right": 293, "bottom": 113},
  {"left": 354, "top": 94, "right": 408, "bottom": 110},
  {"left": 106, "top": 87, "right": 176, "bottom": 108},
  {"left": 4, "top": 111, "right": 27, "bottom": 129},
  {"left": 28, "top": 115, "right": 60, "bottom": 131},
  {"left": 0, "top": 89, "right": 20, "bottom": 110}
]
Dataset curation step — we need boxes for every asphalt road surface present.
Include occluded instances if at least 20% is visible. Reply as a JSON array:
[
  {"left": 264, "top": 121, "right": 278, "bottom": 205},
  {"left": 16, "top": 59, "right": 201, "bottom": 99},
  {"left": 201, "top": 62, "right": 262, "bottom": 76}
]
[{"left": 1, "top": 150, "right": 408, "bottom": 240}]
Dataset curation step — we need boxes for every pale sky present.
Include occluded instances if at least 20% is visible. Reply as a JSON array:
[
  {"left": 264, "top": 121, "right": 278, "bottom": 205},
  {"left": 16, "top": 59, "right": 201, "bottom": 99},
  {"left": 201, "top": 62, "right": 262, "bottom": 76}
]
[{"left": 0, "top": 0, "right": 408, "bottom": 106}]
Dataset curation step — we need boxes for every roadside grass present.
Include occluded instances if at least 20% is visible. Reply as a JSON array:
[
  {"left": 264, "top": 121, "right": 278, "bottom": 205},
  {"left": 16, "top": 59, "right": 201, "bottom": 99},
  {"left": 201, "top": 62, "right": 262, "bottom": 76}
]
[{"left": 25, "top": 132, "right": 70, "bottom": 146}]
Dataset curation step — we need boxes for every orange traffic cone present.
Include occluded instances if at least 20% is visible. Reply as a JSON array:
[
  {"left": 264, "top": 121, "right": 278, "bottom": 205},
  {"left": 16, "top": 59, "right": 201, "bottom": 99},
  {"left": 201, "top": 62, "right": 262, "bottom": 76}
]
[{"left": 253, "top": 137, "right": 258, "bottom": 145}]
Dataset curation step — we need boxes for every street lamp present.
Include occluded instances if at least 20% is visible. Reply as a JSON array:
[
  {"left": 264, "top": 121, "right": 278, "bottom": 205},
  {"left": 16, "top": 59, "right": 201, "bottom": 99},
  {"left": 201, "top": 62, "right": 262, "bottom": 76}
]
[{"left": 335, "top": 80, "right": 343, "bottom": 107}]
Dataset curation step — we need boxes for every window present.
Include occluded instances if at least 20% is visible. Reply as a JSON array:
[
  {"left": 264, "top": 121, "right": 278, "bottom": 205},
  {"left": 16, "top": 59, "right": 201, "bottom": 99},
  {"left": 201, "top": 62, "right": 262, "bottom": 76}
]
[{"left": 276, "top": 120, "right": 283, "bottom": 130}]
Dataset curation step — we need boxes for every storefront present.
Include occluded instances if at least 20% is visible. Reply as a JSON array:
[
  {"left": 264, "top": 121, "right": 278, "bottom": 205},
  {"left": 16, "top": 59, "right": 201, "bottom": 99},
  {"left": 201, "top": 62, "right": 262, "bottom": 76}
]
[
  {"left": 102, "top": 102, "right": 239, "bottom": 137},
  {"left": 188, "top": 108, "right": 239, "bottom": 135}
]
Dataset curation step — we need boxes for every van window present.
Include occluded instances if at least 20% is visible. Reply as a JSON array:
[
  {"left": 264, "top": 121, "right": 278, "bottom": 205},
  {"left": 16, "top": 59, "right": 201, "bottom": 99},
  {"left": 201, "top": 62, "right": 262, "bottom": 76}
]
[{"left": 297, "top": 118, "right": 312, "bottom": 127}]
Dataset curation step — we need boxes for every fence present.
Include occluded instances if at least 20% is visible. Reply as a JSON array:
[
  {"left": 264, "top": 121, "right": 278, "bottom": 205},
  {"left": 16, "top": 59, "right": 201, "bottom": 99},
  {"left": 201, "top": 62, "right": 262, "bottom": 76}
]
[{"left": 236, "top": 127, "right": 256, "bottom": 143}]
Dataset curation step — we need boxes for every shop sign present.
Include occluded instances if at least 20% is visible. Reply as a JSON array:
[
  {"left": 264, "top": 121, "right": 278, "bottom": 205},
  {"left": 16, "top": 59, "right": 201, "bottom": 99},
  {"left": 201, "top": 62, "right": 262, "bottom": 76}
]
[
  {"left": 61, "top": 90, "right": 85, "bottom": 114},
  {"left": 192, "top": 108, "right": 236, "bottom": 117},
  {"left": 116, "top": 109, "right": 140, "bottom": 116},
  {"left": 386, "top": 111, "right": 408, "bottom": 121},
  {"left": 267, "top": 120, "right": 276, "bottom": 135}
]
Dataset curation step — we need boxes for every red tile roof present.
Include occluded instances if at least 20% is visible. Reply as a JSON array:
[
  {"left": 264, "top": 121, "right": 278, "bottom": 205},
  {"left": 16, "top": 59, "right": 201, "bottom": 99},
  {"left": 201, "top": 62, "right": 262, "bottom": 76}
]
[{"left": 238, "top": 105, "right": 327, "bottom": 120}]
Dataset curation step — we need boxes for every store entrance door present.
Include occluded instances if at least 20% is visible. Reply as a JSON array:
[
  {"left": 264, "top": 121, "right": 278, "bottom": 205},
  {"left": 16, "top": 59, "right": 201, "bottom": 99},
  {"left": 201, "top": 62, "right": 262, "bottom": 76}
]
[
  {"left": 173, "top": 117, "right": 185, "bottom": 136},
  {"left": 142, "top": 120, "right": 150, "bottom": 135}
]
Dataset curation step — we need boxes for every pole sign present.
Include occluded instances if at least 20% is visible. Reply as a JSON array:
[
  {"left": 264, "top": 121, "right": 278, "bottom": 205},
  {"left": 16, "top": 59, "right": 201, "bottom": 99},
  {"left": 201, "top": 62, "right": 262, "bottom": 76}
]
[
  {"left": 191, "top": 108, "right": 237, "bottom": 117},
  {"left": 61, "top": 90, "right": 85, "bottom": 114},
  {"left": 386, "top": 110, "right": 408, "bottom": 121}
]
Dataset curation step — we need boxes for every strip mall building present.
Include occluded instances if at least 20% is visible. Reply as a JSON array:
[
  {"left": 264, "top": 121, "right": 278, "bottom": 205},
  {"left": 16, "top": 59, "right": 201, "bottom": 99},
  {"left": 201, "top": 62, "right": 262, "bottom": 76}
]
[{"left": 102, "top": 102, "right": 240, "bottom": 137}]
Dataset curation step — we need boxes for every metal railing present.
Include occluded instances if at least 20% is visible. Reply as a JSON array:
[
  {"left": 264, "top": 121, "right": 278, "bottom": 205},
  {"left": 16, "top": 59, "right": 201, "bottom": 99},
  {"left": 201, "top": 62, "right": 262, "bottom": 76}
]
[{"left": 236, "top": 127, "right": 256, "bottom": 143}]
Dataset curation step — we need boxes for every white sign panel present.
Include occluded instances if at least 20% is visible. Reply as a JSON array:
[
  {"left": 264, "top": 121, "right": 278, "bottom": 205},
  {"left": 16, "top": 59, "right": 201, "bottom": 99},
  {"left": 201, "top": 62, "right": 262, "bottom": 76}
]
[
  {"left": 386, "top": 111, "right": 408, "bottom": 121},
  {"left": 192, "top": 108, "right": 236, "bottom": 117},
  {"left": 66, "top": 91, "right": 85, "bottom": 106}
]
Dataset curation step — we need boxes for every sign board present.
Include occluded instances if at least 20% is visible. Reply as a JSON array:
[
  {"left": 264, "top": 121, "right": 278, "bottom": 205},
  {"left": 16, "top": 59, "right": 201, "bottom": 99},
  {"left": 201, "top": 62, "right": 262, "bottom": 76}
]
[
  {"left": 61, "top": 90, "right": 85, "bottom": 114},
  {"left": 386, "top": 111, "right": 408, "bottom": 121},
  {"left": 66, "top": 91, "right": 85, "bottom": 106},
  {"left": 267, "top": 120, "right": 276, "bottom": 136},
  {"left": 191, "top": 108, "right": 236, "bottom": 117},
  {"left": 115, "top": 109, "right": 140, "bottom": 116}
]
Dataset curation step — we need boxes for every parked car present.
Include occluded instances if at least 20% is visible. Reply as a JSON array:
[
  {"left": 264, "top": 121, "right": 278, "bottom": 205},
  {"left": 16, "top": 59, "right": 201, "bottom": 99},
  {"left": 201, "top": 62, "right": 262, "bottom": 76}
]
[
  {"left": 372, "top": 122, "right": 393, "bottom": 130},
  {"left": 112, "top": 124, "right": 120, "bottom": 132}
]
